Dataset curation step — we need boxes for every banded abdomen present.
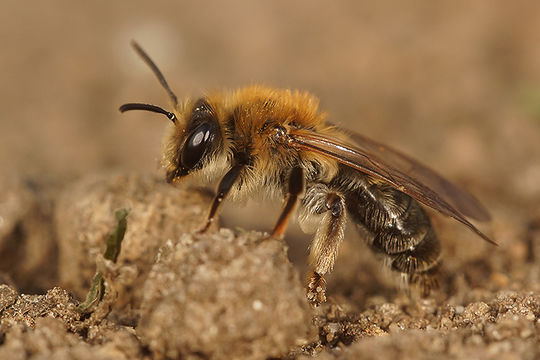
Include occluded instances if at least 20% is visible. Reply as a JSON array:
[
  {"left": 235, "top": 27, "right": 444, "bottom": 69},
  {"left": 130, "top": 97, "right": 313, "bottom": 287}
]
[{"left": 330, "top": 166, "right": 442, "bottom": 294}]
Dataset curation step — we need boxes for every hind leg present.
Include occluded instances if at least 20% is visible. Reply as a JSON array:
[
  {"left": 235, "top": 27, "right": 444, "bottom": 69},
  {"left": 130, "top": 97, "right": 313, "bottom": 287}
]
[{"left": 300, "top": 184, "right": 347, "bottom": 306}]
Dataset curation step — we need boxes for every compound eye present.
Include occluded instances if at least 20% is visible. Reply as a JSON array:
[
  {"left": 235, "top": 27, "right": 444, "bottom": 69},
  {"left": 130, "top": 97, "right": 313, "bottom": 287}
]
[{"left": 181, "top": 122, "right": 214, "bottom": 170}]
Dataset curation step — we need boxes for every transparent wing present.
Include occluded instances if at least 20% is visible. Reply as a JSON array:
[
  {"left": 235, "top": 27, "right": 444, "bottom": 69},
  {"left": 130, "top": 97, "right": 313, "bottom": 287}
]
[{"left": 288, "top": 127, "right": 495, "bottom": 244}]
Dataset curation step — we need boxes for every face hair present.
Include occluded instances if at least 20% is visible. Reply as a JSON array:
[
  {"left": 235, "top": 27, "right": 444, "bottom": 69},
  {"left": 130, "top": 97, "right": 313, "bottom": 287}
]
[
  {"left": 130, "top": 40, "right": 179, "bottom": 108},
  {"left": 119, "top": 103, "right": 177, "bottom": 123}
]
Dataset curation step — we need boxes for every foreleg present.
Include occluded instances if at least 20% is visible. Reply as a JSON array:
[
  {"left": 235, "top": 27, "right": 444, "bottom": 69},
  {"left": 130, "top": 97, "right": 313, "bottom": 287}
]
[{"left": 198, "top": 164, "right": 244, "bottom": 233}]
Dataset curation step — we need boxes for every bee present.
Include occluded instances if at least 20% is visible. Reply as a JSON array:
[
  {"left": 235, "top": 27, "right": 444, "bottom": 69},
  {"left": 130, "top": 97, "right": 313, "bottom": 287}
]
[{"left": 120, "top": 41, "right": 494, "bottom": 306}]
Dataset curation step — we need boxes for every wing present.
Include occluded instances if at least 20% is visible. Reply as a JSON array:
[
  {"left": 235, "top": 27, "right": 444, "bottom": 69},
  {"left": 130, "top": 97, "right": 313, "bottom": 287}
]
[{"left": 288, "top": 126, "right": 495, "bottom": 245}]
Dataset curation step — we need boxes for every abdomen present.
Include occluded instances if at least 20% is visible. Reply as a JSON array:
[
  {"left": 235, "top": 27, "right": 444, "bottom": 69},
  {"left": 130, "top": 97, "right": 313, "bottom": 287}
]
[{"left": 330, "top": 167, "right": 442, "bottom": 294}]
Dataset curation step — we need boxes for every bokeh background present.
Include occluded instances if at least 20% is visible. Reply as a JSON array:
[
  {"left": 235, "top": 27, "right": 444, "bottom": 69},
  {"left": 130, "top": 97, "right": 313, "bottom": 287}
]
[{"left": 1, "top": 1, "right": 539, "bottom": 286}]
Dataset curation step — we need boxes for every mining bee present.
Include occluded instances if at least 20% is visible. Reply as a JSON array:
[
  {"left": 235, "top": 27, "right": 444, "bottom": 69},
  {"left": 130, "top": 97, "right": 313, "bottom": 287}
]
[{"left": 120, "top": 41, "right": 494, "bottom": 306}]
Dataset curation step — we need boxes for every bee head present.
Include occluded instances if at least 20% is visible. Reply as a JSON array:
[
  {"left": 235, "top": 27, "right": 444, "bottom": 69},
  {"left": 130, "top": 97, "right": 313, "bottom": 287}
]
[
  {"left": 161, "top": 97, "right": 223, "bottom": 183},
  {"left": 119, "top": 41, "right": 223, "bottom": 183}
]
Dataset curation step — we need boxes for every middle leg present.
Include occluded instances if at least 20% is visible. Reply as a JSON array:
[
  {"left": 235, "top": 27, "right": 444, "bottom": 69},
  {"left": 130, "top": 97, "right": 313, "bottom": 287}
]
[{"left": 269, "top": 166, "right": 304, "bottom": 239}]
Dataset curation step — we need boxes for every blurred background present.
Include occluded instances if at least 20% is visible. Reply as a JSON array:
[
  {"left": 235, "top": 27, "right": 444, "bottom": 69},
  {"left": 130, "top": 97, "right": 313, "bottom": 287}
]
[{"left": 1, "top": 1, "right": 539, "bottom": 292}]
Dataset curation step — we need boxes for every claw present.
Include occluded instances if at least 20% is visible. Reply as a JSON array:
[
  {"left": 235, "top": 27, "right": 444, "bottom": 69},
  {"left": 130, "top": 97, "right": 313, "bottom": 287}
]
[{"left": 306, "top": 271, "right": 327, "bottom": 307}]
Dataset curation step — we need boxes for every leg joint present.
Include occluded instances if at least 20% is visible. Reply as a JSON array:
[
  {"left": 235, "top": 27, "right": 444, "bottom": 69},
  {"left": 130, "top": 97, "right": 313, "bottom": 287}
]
[{"left": 326, "top": 193, "right": 344, "bottom": 217}]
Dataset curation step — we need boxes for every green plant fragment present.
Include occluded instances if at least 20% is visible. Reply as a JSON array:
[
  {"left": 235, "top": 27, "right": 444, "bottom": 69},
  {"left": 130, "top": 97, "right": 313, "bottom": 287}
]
[{"left": 77, "top": 208, "right": 129, "bottom": 313}]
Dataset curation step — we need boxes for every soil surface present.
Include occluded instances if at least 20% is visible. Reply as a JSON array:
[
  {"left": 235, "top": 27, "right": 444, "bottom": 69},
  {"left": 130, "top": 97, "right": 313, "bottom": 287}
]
[{"left": 1, "top": 2, "right": 539, "bottom": 359}]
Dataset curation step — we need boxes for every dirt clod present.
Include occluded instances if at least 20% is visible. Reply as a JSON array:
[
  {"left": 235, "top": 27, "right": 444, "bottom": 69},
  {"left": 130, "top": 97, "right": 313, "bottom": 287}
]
[
  {"left": 55, "top": 173, "right": 211, "bottom": 308},
  {"left": 139, "top": 230, "right": 315, "bottom": 359},
  {"left": 0, "top": 177, "right": 57, "bottom": 293}
]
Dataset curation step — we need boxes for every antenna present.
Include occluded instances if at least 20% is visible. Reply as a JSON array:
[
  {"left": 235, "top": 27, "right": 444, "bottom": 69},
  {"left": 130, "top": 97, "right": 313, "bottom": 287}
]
[
  {"left": 119, "top": 103, "right": 176, "bottom": 123},
  {"left": 130, "top": 40, "right": 179, "bottom": 107}
]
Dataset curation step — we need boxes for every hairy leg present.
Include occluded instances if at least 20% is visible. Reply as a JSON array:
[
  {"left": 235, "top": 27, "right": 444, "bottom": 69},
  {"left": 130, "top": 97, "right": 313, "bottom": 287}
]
[{"left": 300, "top": 184, "right": 347, "bottom": 306}]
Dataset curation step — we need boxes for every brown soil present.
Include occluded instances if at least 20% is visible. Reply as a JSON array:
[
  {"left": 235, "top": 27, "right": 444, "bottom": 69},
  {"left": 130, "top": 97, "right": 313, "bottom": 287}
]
[{"left": 1, "top": 2, "right": 539, "bottom": 359}]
